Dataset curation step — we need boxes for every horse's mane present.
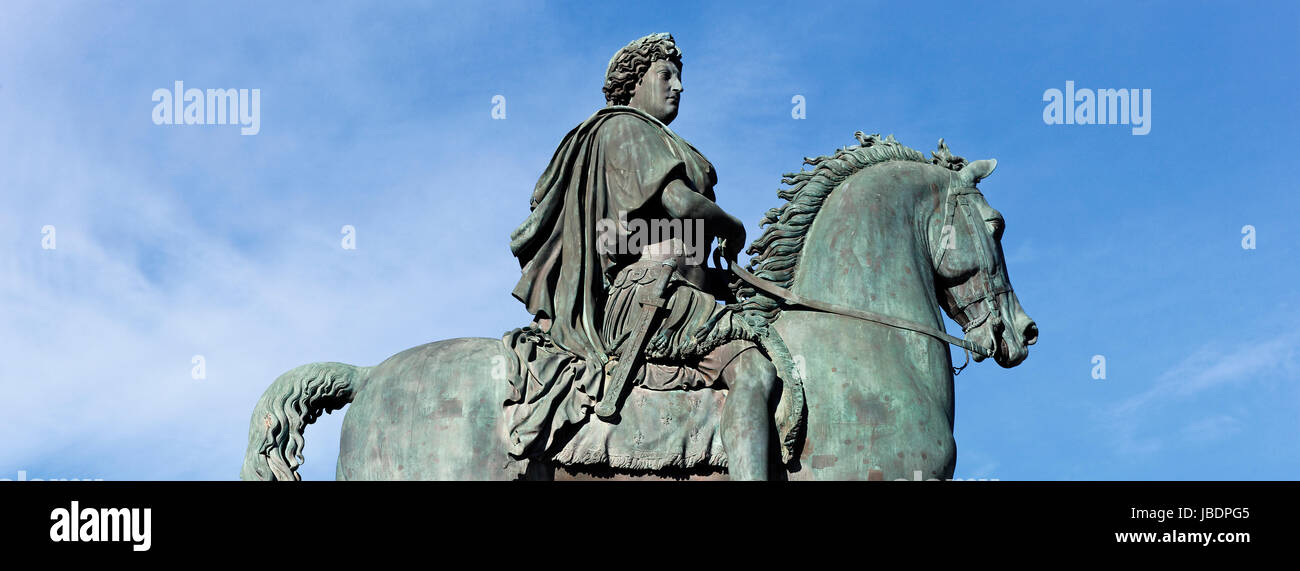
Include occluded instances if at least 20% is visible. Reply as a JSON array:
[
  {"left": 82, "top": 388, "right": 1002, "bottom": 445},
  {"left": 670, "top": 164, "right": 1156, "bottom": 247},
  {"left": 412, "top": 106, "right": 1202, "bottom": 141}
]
[{"left": 734, "top": 132, "right": 969, "bottom": 323}]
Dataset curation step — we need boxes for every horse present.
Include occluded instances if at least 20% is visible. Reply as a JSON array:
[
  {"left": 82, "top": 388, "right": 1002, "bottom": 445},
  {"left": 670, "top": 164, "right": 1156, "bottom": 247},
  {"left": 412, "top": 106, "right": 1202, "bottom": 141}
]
[{"left": 240, "top": 133, "right": 1037, "bottom": 481}]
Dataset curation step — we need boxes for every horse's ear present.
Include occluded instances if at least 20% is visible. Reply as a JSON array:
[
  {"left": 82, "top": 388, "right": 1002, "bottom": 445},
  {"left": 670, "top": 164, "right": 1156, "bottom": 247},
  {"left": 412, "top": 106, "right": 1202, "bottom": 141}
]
[{"left": 959, "top": 159, "right": 997, "bottom": 186}]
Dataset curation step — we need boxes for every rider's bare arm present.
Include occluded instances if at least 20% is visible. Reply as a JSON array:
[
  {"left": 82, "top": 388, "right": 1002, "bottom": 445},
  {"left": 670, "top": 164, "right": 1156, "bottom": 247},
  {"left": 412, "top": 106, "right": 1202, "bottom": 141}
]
[{"left": 661, "top": 179, "right": 745, "bottom": 263}]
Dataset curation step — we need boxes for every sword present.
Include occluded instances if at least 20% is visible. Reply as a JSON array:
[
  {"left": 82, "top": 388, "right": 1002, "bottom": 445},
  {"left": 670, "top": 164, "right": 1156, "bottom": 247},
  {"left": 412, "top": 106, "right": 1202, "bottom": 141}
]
[{"left": 594, "top": 259, "right": 677, "bottom": 420}]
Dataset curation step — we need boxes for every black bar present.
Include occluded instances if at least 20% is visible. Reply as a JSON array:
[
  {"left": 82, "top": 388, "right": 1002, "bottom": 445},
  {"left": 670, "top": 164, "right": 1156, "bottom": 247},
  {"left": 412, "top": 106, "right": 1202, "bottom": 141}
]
[{"left": 0, "top": 481, "right": 1287, "bottom": 558}]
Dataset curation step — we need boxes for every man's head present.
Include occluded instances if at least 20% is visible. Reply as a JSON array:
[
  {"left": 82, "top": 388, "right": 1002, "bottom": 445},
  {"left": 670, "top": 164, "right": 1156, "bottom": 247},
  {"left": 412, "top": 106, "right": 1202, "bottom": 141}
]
[{"left": 603, "top": 33, "right": 684, "bottom": 124}]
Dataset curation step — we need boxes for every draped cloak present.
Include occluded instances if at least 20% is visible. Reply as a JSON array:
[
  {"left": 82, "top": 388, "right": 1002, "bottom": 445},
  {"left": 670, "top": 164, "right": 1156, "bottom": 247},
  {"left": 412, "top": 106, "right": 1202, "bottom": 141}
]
[
  {"left": 508, "top": 105, "right": 719, "bottom": 367},
  {"left": 503, "top": 107, "right": 805, "bottom": 466}
]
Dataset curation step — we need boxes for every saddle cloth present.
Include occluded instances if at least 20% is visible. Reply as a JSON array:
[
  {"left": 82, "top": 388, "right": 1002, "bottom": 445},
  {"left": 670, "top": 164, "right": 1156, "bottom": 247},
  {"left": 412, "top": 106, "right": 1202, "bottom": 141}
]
[
  {"left": 550, "top": 385, "right": 728, "bottom": 471},
  {"left": 501, "top": 326, "right": 737, "bottom": 475}
]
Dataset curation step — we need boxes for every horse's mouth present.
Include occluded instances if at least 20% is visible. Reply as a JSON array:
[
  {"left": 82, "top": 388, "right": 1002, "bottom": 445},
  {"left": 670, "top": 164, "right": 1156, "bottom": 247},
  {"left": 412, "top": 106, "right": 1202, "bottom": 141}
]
[
  {"left": 994, "top": 339, "right": 1028, "bottom": 368},
  {"left": 993, "top": 318, "right": 1036, "bottom": 368}
]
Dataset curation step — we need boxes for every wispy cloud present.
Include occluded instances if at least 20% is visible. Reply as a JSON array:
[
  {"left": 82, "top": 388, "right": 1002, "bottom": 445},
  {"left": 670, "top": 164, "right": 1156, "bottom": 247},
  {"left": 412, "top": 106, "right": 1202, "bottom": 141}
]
[
  {"left": 1101, "top": 328, "right": 1300, "bottom": 457},
  {"left": 4, "top": 1, "right": 1300, "bottom": 482},
  {"left": 1180, "top": 414, "right": 1242, "bottom": 443},
  {"left": 0, "top": 3, "right": 547, "bottom": 480},
  {"left": 1114, "top": 331, "right": 1300, "bottom": 417}
]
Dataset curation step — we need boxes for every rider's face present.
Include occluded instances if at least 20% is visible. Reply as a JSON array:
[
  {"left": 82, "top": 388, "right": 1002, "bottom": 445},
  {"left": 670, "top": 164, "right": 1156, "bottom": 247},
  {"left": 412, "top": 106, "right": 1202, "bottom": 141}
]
[{"left": 628, "top": 59, "right": 682, "bottom": 125}]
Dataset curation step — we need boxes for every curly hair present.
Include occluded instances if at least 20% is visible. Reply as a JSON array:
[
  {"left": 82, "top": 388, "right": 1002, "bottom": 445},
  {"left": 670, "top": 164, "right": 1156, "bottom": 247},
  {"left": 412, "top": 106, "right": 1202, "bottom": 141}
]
[{"left": 603, "top": 33, "right": 683, "bottom": 106}]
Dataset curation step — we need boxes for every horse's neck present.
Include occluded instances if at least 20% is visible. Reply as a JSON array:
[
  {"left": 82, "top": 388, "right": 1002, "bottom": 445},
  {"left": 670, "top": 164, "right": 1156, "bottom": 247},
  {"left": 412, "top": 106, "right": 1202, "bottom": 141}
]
[{"left": 791, "top": 162, "right": 944, "bottom": 328}]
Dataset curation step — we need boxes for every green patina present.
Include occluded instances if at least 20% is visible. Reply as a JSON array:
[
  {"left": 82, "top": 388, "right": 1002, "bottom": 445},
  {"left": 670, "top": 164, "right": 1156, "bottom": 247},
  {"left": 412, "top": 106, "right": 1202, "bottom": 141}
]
[{"left": 241, "top": 34, "right": 1037, "bottom": 482}]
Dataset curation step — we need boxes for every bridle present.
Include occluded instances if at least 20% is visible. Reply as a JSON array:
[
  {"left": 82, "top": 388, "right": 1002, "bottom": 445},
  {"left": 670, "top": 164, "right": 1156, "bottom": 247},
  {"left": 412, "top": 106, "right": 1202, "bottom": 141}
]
[
  {"left": 729, "top": 181, "right": 1010, "bottom": 374},
  {"left": 936, "top": 186, "right": 1014, "bottom": 343}
]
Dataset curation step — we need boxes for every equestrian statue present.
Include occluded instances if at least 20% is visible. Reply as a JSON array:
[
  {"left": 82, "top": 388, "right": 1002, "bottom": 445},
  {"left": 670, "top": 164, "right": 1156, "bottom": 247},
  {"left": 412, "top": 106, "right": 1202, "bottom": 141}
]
[{"left": 241, "top": 33, "right": 1037, "bottom": 481}]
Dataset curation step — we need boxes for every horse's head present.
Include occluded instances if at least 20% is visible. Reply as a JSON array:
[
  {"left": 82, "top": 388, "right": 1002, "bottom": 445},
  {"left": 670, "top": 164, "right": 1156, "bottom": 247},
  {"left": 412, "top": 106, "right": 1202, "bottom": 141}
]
[{"left": 930, "top": 159, "right": 1037, "bottom": 368}]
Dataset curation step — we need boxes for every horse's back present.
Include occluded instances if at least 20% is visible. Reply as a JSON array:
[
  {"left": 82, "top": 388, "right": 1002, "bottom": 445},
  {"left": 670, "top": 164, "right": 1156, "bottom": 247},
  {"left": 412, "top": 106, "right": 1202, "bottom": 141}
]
[{"left": 337, "top": 337, "right": 516, "bottom": 480}]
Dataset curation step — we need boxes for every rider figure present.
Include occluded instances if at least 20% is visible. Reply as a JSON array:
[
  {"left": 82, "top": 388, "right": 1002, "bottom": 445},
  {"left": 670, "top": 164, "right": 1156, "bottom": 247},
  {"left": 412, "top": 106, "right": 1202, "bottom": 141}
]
[{"left": 508, "top": 33, "right": 779, "bottom": 480}]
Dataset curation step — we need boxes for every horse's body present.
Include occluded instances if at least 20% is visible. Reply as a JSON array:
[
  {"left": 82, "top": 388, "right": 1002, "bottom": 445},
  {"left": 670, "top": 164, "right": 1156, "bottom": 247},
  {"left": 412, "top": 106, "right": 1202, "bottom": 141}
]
[{"left": 242, "top": 135, "right": 1036, "bottom": 481}]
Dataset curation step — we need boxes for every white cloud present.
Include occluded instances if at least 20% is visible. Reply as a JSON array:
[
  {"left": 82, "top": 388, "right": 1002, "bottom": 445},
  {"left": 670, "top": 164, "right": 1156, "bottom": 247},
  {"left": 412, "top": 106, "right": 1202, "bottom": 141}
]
[
  {"left": 1114, "top": 332, "right": 1300, "bottom": 417},
  {"left": 1180, "top": 414, "right": 1242, "bottom": 443},
  {"left": 0, "top": 5, "right": 558, "bottom": 479},
  {"left": 1100, "top": 328, "right": 1299, "bottom": 459}
]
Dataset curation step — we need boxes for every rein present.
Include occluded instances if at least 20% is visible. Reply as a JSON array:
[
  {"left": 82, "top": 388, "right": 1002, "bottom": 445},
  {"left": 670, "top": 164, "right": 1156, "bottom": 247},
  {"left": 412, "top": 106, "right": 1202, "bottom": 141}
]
[{"left": 730, "top": 264, "right": 993, "bottom": 362}]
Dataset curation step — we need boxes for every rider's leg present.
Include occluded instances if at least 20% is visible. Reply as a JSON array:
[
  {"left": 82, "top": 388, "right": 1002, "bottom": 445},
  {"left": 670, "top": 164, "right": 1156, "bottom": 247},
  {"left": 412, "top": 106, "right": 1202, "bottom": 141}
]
[{"left": 719, "top": 348, "right": 779, "bottom": 480}]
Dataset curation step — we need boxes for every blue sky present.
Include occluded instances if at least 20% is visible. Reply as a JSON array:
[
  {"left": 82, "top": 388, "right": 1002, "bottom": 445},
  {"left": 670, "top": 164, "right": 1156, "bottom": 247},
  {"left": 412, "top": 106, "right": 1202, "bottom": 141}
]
[{"left": 1, "top": 1, "right": 1295, "bottom": 480}]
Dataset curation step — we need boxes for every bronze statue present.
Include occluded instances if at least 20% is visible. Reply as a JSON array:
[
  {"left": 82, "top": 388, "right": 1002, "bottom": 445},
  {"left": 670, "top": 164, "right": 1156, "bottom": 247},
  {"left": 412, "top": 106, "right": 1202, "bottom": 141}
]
[
  {"left": 506, "top": 33, "right": 782, "bottom": 480},
  {"left": 241, "top": 33, "right": 1037, "bottom": 481}
]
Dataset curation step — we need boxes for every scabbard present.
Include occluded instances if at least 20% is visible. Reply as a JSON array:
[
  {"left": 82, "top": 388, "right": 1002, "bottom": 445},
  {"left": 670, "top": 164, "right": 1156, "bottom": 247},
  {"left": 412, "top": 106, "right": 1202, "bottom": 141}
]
[{"left": 594, "top": 259, "right": 677, "bottom": 420}]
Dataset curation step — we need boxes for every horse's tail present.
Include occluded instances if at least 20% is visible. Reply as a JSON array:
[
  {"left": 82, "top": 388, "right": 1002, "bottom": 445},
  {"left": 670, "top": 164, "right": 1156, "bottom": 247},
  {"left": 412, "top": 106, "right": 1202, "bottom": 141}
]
[{"left": 240, "top": 362, "right": 371, "bottom": 481}]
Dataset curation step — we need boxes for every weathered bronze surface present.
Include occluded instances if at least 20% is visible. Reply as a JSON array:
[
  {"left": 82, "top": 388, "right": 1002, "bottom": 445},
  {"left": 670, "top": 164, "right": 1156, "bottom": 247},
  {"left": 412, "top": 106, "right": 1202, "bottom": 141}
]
[{"left": 241, "top": 33, "right": 1036, "bottom": 481}]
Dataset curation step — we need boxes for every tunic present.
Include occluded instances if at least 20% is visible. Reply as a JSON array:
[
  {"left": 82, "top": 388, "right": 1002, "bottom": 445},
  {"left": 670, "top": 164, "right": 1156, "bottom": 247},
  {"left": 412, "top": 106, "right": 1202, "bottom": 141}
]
[
  {"left": 509, "top": 105, "right": 739, "bottom": 365},
  {"left": 504, "top": 106, "right": 760, "bottom": 459}
]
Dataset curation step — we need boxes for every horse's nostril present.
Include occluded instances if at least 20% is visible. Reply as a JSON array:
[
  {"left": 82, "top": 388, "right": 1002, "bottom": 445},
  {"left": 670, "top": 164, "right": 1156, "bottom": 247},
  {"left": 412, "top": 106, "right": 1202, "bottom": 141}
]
[{"left": 1023, "top": 322, "right": 1038, "bottom": 346}]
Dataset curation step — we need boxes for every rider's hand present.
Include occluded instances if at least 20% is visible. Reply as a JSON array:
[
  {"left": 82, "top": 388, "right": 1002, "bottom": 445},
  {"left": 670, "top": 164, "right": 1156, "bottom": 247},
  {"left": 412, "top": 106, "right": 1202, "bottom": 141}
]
[{"left": 720, "top": 215, "right": 746, "bottom": 266}]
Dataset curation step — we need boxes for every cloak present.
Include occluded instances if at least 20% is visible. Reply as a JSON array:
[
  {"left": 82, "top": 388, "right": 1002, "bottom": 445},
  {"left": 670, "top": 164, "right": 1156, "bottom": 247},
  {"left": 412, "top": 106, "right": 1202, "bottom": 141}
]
[{"left": 508, "top": 105, "right": 717, "bottom": 366}]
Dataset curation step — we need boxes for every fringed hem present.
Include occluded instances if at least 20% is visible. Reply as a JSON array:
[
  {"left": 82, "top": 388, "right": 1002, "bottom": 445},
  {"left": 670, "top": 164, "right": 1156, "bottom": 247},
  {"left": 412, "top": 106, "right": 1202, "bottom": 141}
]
[{"left": 553, "top": 449, "right": 729, "bottom": 471}]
